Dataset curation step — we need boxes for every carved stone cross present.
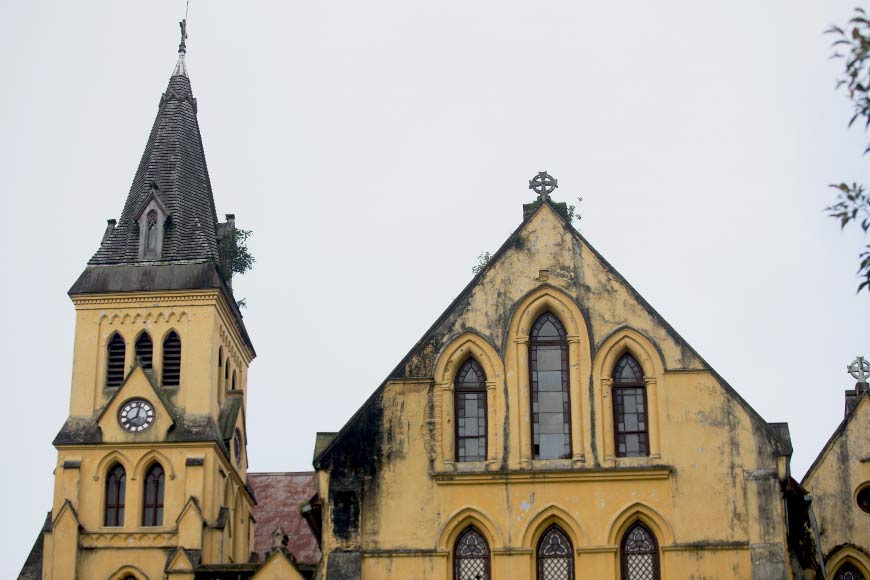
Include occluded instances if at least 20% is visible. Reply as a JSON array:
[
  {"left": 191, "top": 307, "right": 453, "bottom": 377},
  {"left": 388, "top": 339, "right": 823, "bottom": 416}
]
[
  {"left": 529, "top": 171, "right": 558, "bottom": 201},
  {"left": 848, "top": 356, "right": 870, "bottom": 385}
]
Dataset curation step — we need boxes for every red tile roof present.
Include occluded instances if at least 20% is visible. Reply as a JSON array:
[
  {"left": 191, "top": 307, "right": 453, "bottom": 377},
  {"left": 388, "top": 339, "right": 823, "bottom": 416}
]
[{"left": 248, "top": 472, "right": 321, "bottom": 566}]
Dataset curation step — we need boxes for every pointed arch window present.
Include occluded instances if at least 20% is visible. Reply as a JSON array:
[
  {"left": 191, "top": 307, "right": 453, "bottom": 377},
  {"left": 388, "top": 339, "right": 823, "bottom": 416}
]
[
  {"left": 620, "top": 522, "right": 660, "bottom": 580},
  {"left": 106, "top": 333, "right": 126, "bottom": 388},
  {"left": 104, "top": 464, "right": 126, "bottom": 526},
  {"left": 530, "top": 313, "right": 571, "bottom": 459},
  {"left": 612, "top": 354, "right": 649, "bottom": 457},
  {"left": 142, "top": 463, "right": 165, "bottom": 526},
  {"left": 835, "top": 563, "right": 866, "bottom": 580},
  {"left": 455, "top": 358, "right": 487, "bottom": 462},
  {"left": 162, "top": 331, "right": 181, "bottom": 387},
  {"left": 454, "top": 526, "right": 490, "bottom": 580},
  {"left": 135, "top": 332, "right": 153, "bottom": 370},
  {"left": 537, "top": 525, "right": 574, "bottom": 580},
  {"left": 145, "top": 210, "right": 159, "bottom": 255}
]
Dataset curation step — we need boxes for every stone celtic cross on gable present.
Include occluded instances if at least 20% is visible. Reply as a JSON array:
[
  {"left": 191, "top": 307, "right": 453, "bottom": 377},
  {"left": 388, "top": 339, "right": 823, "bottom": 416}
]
[{"left": 529, "top": 171, "right": 558, "bottom": 201}]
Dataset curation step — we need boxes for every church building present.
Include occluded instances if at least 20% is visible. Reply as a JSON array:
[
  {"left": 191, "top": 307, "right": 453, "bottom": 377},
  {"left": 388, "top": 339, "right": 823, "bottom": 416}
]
[{"left": 17, "top": 20, "right": 870, "bottom": 580}]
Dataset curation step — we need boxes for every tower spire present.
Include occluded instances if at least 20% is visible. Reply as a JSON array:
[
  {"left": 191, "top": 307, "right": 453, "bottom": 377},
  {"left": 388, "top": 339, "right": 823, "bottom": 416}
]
[{"left": 173, "top": 18, "right": 189, "bottom": 78}]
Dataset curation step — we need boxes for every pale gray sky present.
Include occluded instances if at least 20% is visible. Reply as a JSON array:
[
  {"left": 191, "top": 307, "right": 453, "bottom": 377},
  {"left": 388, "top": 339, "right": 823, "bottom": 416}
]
[{"left": 2, "top": 0, "right": 870, "bottom": 574}]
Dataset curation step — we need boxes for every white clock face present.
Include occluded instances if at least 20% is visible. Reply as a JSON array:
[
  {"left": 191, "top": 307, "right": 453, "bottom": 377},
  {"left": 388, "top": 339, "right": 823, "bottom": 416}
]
[{"left": 118, "top": 399, "right": 155, "bottom": 433}]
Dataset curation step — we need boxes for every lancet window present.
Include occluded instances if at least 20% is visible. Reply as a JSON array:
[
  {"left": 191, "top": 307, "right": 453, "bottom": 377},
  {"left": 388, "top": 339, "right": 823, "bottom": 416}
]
[
  {"left": 536, "top": 525, "right": 574, "bottom": 580},
  {"left": 104, "top": 464, "right": 126, "bottom": 527},
  {"left": 106, "top": 333, "right": 126, "bottom": 388},
  {"left": 620, "top": 522, "right": 660, "bottom": 580},
  {"left": 613, "top": 353, "right": 649, "bottom": 457},
  {"left": 142, "top": 463, "right": 165, "bottom": 526},
  {"left": 454, "top": 527, "right": 490, "bottom": 580},
  {"left": 530, "top": 313, "right": 571, "bottom": 459},
  {"left": 455, "top": 358, "right": 487, "bottom": 462},
  {"left": 835, "top": 563, "right": 866, "bottom": 580},
  {"left": 135, "top": 332, "right": 153, "bottom": 370},
  {"left": 162, "top": 331, "right": 181, "bottom": 387}
]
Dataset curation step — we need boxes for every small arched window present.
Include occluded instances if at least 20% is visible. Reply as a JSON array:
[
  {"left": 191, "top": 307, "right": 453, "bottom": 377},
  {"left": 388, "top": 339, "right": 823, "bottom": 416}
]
[
  {"left": 620, "top": 522, "right": 660, "bottom": 580},
  {"left": 106, "top": 333, "right": 126, "bottom": 388},
  {"left": 612, "top": 353, "right": 649, "bottom": 457},
  {"left": 835, "top": 563, "right": 866, "bottom": 580},
  {"left": 232, "top": 370, "right": 237, "bottom": 391},
  {"left": 537, "top": 524, "right": 574, "bottom": 580},
  {"left": 454, "top": 526, "right": 490, "bottom": 580},
  {"left": 145, "top": 209, "right": 159, "bottom": 255},
  {"left": 225, "top": 360, "right": 230, "bottom": 386},
  {"left": 104, "top": 464, "right": 126, "bottom": 526},
  {"left": 162, "top": 331, "right": 181, "bottom": 387},
  {"left": 142, "top": 463, "right": 165, "bottom": 526},
  {"left": 135, "top": 332, "right": 153, "bottom": 370},
  {"left": 530, "top": 313, "right": 571, "bottom": 459},
  {"left": 455, "top": 358, "right": 487, "bottom": 462}
]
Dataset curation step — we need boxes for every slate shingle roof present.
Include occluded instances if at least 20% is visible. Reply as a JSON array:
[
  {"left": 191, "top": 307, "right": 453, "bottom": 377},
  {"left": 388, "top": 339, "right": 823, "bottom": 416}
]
[
  {"left": 248, "top": 472, "right": 321, "bottom": 566},
  {"left": 90, "top": 65, "right": 219, "bottom": 265}
]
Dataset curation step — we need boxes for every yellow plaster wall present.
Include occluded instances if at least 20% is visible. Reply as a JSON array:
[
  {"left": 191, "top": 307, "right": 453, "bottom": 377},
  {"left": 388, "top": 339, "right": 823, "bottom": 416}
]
[
  {"left": 802, "top": 396, "right": 870, "bottom": 575},
  {"left": 68, "top": 290, "right": 252, "bottom": 420},
  {"left": 319, "top": 205, "right": 791, "bottom": 579},
  {"left": 41, "top": 289, "right": 256, "bottom": 579}
]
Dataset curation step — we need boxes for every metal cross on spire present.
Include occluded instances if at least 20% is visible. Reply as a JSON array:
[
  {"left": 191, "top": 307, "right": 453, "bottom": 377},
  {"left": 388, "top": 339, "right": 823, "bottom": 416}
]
[
  {"left": 529, "top": 171, "right": 558, "bottom": 201},
  {"left": 848, "top": 356, "right": 870, "bottom": 386},
  {"left": 178, "top": 18, "right": 188, "bottom": 55}
]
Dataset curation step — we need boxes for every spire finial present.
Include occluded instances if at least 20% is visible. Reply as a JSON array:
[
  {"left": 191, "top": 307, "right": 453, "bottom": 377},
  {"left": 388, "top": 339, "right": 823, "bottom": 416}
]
[
  {"left": 172, "top": 11, "right": 190, "bottom": 78},
  {"left": 178, "top": 18, "right": 188, "bottom": 55}
]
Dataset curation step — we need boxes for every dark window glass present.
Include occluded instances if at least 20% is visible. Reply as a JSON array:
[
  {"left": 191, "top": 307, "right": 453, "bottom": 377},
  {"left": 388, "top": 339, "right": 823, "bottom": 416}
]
[
  {"left": 234, "top": 429, "right": 242, "bottom": 467},
  {"left": 537, "top": 525, "right": 574, "bottom": 580},
  {"left": 835, "top": 563, "right": 866, "bottom": 580},
  {"left": 455, "top": 359, "right": 487, "bottom": 462},
  {"left": 142, "top": 463, "right": 165, "bottom": 526},
  {"left": 162, "top": 331, "right": 182, "bottom": 387},
  {"left": 613, "top": 354, "right": 649, "bottom": 457},
  {"left": 104, "top": 464, "right": 126, "bottom": 526},
  {"left": 621, "top": 522, "right": 660, "bottom": 580},
  {"left": 454, "top": 526, "right": 490, "bottom": 580},
  {"left": 135, "top": 332, "right": 153, "bottom": 370},
  {"left": 106, "top": 333, "right": 126, "bottom": 388},
  {"left": 530, "top": 313, "right": 571, "bottom": 459},
  {"left": 232, "top": 370, "right": 237, "bottom": 391},
  {"left": 858, "top": 486, "right": 870, "bottom": 514}
]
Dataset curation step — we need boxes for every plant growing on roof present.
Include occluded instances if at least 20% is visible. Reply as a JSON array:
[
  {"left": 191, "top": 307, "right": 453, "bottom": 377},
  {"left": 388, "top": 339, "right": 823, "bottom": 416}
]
[{"left": 219, "top": 228, "right": 256, "bottom": 277}]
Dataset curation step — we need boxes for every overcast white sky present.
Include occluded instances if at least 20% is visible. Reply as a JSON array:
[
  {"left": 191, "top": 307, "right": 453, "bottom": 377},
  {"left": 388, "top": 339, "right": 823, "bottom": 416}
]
[{"left": 2, "top": 0, "right": 870, "bottom": 574}]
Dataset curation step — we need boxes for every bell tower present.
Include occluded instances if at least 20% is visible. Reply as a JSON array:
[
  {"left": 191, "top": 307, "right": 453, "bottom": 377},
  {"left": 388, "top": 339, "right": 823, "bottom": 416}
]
[{"left": 39, "top": 20, "right": 257, "bottom": 580}]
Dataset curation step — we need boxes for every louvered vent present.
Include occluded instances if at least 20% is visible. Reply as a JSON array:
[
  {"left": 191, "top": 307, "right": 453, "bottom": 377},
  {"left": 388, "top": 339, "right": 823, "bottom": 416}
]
[
  {"left": 135, "top": 333, "right": 153, "bottom": 369},
  {"left": 106, "top": 334, "right": 126, "bottom": 388},
  {"left": 162, "top": 331, "right": 182, "bottom": 387}
]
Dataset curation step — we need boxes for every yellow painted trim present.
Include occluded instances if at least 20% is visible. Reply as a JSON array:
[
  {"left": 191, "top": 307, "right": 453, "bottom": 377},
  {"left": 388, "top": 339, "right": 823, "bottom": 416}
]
[
  {"left": 520, "top": 504, "right": 589, "bottom": 547},
  {"left": 435, "top": 506, "right": 505, "bottom": 550},
  {"left": 827, "top": 546, "right": 870, "bottom": 578},
  {"left": 606, "top": 501, "right": 675, "bottom": 546}
]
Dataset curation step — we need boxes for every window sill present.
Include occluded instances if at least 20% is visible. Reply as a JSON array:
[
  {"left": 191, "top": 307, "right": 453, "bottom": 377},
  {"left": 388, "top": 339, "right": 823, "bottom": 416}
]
[{"left": 432, "top": 465, "right": 672, "bottom": 485}]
